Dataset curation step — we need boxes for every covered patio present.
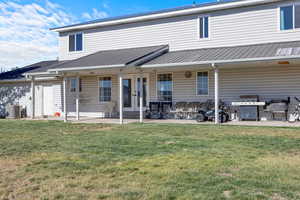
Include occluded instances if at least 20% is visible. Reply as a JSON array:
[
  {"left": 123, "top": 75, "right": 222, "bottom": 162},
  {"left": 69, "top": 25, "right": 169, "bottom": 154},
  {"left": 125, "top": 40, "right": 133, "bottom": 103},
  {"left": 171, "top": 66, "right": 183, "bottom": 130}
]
[{"left": 27, "top": 41, "right": 300, "bottom": 125}]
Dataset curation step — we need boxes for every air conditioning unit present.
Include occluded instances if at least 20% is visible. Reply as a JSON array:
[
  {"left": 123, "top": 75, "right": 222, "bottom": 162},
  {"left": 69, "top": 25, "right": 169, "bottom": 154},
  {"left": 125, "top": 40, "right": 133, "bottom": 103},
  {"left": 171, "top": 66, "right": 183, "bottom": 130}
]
[{"left": 6, "top": 105, "right": 21, "bottom": 119}]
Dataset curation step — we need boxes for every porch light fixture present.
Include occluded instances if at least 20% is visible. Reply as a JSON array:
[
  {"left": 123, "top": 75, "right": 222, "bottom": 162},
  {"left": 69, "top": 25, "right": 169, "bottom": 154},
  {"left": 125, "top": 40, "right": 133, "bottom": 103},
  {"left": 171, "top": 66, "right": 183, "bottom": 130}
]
[
  {"left": 185, "top": 71, "right": 192, "bottom": 78},
  {"left": 278, "top": 61, "right": 290, "bottom": 65}
]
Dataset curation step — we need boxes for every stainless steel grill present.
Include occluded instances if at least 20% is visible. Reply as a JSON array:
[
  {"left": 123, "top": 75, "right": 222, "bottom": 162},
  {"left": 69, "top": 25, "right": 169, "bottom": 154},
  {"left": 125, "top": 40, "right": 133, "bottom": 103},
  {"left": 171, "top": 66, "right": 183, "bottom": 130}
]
[{"left": 232, "top": 95, "right": 265, "bottom": 121}]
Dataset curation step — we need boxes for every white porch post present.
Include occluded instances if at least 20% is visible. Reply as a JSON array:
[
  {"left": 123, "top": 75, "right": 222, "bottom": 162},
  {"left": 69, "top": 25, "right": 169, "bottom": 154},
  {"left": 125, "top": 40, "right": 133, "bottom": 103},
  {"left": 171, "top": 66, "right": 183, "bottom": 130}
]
[
  {"left": 213, "top": 63, "right": 219, "bottom": 124},
  {"left": 139, "top": 72, "right": 143, "bottom": 123},
  {"left": 63, "top": 77, "right": 68, "bottom": 122},
  {"left": 119, "top": 73, "right": 123, "bottom": 124},
  {"left": 76, "top": 76, "right": 80, "bottom": 121},
  {"left": 31, "top": 76, "right": 35, "bottom": 119}
]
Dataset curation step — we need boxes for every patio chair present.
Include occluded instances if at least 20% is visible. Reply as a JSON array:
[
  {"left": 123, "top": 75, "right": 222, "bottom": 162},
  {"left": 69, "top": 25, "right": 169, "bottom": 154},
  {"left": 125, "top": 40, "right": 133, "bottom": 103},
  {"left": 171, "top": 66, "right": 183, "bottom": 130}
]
[
  {"left": 187, "top": 102, "right": 202, "bottom": 119},
  {"left": 264, "top": 102, "right": 288, "bottom": 121},
  {"left": 161, "top": 102, "right": 173, "bottom": 119},
  {"left": 174, "top": 102, "right": 186, "bottom": 119}
]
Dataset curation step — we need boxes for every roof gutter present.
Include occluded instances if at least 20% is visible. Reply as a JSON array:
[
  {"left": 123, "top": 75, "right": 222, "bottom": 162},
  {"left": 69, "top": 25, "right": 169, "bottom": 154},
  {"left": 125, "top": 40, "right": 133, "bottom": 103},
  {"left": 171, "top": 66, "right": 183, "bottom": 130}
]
[
  {"left": 24, "top": 71, "right": 59, "bottom": 76},
  {"left": 51, "top": 0, "right": 281, "bottom": 32},
  {"left": 0, "top": 79, "right": 29, "bottom": 83},
  {"left": 141, "top": 55, "right": 300, "bottom": 69},
  {"left": 48, "top": 64, "right": 126, "bottom": 72},
  {"left": 0, "top": 77, "right": 59, "bottom": 83}
]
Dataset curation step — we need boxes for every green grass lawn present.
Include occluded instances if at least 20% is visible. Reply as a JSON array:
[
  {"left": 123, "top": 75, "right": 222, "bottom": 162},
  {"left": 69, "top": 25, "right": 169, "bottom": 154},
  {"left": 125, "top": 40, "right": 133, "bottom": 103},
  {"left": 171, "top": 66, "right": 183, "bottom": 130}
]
[{"left": 0, "top": 120, "right": 300, "bottom": 200}]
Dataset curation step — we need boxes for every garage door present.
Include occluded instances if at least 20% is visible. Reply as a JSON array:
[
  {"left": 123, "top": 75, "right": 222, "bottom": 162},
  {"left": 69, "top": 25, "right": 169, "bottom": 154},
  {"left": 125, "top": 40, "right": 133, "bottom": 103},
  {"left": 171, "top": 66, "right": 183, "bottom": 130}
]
[{"left": 43, "top": 85, "right": 54, "bottom": 116}]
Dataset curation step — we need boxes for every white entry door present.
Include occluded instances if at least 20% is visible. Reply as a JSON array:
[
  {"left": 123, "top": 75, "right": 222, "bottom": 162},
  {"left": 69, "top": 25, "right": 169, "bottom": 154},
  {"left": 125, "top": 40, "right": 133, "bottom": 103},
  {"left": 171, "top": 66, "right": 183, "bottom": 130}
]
[
  {"left": 43, "top": 85, "right": 54, "bottom": 116},
  {"left": 122, "top": 74, "right": 149, "bottom": 111}
]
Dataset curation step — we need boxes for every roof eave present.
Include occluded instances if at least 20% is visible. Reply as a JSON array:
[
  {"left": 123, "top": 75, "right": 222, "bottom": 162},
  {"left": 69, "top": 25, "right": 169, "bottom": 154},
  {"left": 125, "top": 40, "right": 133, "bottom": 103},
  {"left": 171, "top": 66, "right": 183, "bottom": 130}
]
[
  {"left": 48, "top": 64, "right": 126, "bottom": 72},
  {"left": 51, "top": 0, "right": 281, "bottom": 32}
]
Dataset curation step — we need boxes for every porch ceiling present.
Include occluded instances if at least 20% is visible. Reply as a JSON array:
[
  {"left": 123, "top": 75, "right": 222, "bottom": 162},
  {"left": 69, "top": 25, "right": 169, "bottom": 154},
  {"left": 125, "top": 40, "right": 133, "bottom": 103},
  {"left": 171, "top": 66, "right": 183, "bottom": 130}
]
[{"left": 142, "top": 40, "right": 300, "bottom": 68}]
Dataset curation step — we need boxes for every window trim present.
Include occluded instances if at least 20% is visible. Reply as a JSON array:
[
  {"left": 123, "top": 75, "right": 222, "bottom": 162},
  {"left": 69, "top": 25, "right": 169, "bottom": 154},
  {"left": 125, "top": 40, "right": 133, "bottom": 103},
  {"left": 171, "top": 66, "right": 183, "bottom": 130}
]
[
  {"left": 68, "top": 32, "right": 84, "bottom": 53},
  {"left": 156, "top": 72, "right": 173, "bottom": 101},
  {"left": 278, "top": 3, "right": 300, "bottom": 32},
  {"left": 198, "top": 15, "right": 210, "bottom": 40},
  {"left": 196, "top": 71, "right": 209, "bottom": 96},
  {"left": 98, "top": 76, "right": 112, "bottom": 103}
]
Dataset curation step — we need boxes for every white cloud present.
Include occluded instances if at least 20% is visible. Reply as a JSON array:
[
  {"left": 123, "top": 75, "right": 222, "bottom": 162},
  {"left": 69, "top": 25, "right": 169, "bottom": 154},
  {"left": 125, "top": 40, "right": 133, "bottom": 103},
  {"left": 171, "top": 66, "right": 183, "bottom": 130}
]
[
  {"left": 0, "top": 0, "right": 77, "bottom": 70},
  {"left": 82, "top": 8, "right": 108, "bottom": 20},
  {"left": 0, "top": 0, "right": 109, "bottom": 71}
]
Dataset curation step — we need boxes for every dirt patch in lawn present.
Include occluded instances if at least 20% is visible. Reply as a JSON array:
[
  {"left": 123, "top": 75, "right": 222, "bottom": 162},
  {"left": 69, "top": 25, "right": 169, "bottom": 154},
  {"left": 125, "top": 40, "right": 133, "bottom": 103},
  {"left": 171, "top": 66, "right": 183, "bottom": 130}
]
[
  {"left": 0, "top": 157, "right": 28, "bottom": 173},
  {"left": 257, "top": 153, "right": 300, "bottom": 168}
]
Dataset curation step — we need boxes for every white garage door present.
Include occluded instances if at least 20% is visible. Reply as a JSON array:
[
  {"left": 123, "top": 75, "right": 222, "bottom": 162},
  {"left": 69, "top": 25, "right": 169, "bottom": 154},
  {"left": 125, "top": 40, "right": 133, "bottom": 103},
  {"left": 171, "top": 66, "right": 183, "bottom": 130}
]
[{"left": 43, "top": 85, "right": 54, "bottom": 116}]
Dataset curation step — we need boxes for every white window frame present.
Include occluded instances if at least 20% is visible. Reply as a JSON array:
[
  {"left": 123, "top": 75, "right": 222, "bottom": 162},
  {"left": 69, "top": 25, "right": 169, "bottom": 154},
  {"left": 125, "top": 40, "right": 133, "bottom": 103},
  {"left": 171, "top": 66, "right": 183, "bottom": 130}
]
[
  {"left": 196, "top": 71, "right": 209, "bottom": 96},
  {"left": 68, "top": 32, "right": 84, "bottom": 53},
  {"left": 69, "top": 77, "right": 82, "bottom": 93},
  {"left": 198, "top": 15, "right": 210, "bottom": 40},
  {"left": 278, "top": 3, "right": 300, "bottom": 32},
  {"left": 98, "top": 76, "right": 112, "bottom": 102},
  {"left": 156, "top": 72, "right": 173, "bottom": 101}
]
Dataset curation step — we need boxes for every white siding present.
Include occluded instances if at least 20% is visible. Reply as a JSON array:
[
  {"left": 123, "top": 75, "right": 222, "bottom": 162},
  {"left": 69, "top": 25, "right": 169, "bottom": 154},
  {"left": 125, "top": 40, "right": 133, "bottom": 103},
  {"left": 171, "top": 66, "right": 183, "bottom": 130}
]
[
  {"left": 53, "top": 82, "right": 63, "bottom": 113},
  {"left": 65, "top": 75, "right": 118, "bottom": 117},
  {"left": 59, "top": 0, "right": 300, "bottom": 60},
  {"left": 148, "top": 65, "right": 300, "bottom": 102}
]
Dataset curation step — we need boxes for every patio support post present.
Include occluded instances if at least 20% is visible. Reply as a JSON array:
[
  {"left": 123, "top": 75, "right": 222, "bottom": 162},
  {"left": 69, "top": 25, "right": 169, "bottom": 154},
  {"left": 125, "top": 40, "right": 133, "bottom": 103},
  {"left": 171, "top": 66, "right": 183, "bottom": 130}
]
[
  {"left": 213, "top": 63, "right": 220, "bottom": 124},
  {"left": 139, "top": 71, "right": 143, "bottom": 123},
  {"left": 119, "top": 72, "right": 123, "bottom": 124},
  {"left": 63, "top": 77, "right": 68, "bottom": 122},
  {"left": 76, "top": 76, "right": 80, "bottom": 121},
  {"left": 31, "top": 76, "right": 35, "bottom": 119}
]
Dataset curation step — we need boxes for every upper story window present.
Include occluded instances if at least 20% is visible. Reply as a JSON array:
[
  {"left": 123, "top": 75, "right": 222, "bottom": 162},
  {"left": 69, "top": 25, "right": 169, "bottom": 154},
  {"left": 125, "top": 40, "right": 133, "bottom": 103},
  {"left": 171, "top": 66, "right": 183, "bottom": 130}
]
[
  {"left": 197, "top": 72, "right": 209, "bottom": 95},
  {"left": 280, "top": 4, "right": 300, "bottom": 30},
  {"left": 199, "top": 16, "right": 209, "bottom": 39},
  {"left": 69, "top": 33, "right": 83, "bottom": 52}
]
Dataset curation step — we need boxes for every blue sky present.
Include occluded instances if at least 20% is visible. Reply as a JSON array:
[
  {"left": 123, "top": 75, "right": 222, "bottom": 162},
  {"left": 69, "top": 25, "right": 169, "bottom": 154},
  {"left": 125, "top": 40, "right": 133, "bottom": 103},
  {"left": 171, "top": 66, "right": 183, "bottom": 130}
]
[
  {"left": 41, "top": 0, "right": 215, "bottom": 21},
  {"left": 0, "top": 0, "right": 215, "bottom": 70}
]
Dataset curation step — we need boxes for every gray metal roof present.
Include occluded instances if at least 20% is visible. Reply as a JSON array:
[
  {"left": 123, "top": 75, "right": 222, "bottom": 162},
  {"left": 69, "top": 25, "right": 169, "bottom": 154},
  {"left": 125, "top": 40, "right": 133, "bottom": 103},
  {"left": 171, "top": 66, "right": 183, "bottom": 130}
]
[
  {"left": 27, "top": 61, "right": 66, "bottom": 74},
  {"left": 0, "top": 60, "right": 58, "bottom": 80},
  {"left": 51, "top": 0, "right": 242, "bottom": 31},
  {"left": 144, "top": 41, "right": 300, "bottom": 66},
  {"left": 50, "top": 45, "right": 168, "bottom": 70}
]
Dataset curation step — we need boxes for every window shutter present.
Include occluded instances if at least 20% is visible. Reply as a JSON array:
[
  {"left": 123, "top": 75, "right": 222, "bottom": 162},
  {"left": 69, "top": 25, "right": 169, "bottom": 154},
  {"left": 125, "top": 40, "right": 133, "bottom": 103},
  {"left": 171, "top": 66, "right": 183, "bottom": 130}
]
[
  {"left": 69, "top": 35, "right": 75, "bottom": 52},
  {"left": 295, "top": 5, "right": 300, "bottom": 28}
]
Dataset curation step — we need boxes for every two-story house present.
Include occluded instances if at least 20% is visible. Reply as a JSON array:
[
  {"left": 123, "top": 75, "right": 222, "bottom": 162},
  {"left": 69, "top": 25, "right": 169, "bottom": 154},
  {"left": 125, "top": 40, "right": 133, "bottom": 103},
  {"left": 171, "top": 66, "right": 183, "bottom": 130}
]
[{"left": 1, "top": 0, "right": 300, "bottom": 124}]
